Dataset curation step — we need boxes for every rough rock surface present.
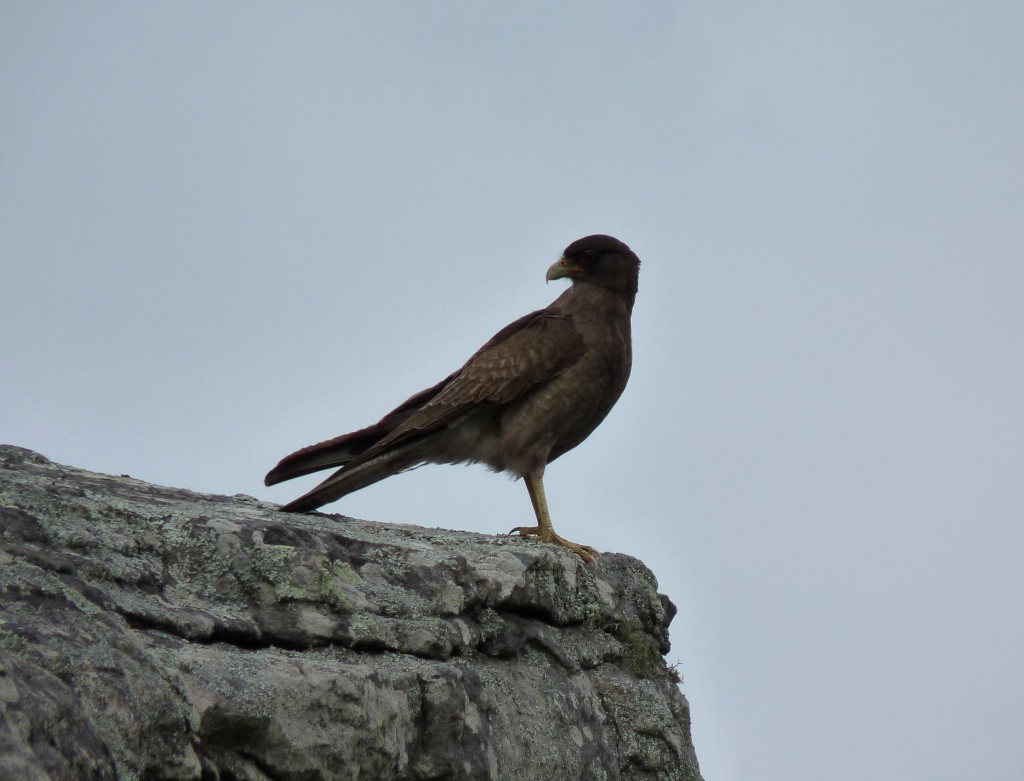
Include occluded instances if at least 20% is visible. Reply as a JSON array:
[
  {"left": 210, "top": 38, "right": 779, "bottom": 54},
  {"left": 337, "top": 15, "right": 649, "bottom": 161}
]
[{"left": 0, "top": 445, "right": 702, "bottom": 781}]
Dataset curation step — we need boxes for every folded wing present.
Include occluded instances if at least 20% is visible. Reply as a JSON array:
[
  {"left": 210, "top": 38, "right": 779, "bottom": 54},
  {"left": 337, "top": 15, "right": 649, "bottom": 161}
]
[{"left": 265, "top": 308, "right": 584, "bottom": 511}]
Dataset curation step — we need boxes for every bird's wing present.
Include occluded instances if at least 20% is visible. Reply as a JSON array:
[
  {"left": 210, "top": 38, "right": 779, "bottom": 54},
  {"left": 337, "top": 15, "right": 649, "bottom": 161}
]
[
  {"left": 266, "top": 309, "right": 582, "bottom": 487},
  {"left": 437, "top": 310, "right": 584, "bottom": 404},
  {"left": 355, "top": 309, "right": 584, "bottom": 456}
]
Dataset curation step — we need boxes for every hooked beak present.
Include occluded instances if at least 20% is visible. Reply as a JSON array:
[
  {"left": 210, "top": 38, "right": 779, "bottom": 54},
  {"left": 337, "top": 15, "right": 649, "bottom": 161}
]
[{"left": 546, "top": 256, "right": 583, "bottom": 282}]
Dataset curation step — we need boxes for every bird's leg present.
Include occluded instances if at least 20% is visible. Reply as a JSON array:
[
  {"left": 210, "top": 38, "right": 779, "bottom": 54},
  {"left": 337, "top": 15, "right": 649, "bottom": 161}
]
[{"left": 509, "top": 470, "right": 598, "bottom": 562}]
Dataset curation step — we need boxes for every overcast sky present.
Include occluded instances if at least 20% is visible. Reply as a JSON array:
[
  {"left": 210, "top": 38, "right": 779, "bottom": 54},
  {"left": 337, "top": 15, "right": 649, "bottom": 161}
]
[{"left": 3, "top": 3, "right": 1023, "bottom": 780}]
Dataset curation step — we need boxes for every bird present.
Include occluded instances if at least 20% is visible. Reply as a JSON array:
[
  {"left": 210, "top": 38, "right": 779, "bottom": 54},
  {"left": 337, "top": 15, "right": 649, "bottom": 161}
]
[{"left": 265, "top": 234, "right": 640, "bottom": 561}]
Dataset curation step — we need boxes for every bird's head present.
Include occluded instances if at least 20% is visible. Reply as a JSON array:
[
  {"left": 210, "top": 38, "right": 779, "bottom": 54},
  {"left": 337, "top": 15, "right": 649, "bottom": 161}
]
[{"left": 546, "top": 234, "right": 641, "bottom": 309}]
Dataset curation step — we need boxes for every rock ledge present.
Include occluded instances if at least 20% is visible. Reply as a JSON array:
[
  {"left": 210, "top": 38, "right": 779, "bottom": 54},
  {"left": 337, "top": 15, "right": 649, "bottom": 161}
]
[{"left": 0, "top": 445, "right": 701, "bottom": 781}]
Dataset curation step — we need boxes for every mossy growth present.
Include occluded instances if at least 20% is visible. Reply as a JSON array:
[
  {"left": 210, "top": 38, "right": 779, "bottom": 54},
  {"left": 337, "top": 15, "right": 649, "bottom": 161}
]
[{"left": 614, "top": 617, "right": 662, "bottom": 680}]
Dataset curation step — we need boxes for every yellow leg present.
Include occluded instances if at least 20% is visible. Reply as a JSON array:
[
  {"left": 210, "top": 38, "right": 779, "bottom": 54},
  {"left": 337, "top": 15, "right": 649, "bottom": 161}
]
[{"left": 509, "top": 471, "right": 598, "bottom": 562}]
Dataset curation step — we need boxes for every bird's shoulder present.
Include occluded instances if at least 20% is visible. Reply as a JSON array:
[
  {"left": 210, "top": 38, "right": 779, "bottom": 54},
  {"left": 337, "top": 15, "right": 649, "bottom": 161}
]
[{"left": 433, "top": 307, "right": 585, "bottom": 406}]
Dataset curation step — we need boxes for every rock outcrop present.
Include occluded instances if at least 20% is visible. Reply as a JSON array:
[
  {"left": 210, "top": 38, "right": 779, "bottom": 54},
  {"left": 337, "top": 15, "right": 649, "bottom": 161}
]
[{"left": 0, "top": 445, "right": 702, "bottom": 781}]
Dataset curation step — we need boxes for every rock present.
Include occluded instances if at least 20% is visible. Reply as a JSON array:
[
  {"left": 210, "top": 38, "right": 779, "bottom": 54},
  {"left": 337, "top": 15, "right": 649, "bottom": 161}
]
[{"left": 0, "top": 445, "right": 702, "bottom": 781}]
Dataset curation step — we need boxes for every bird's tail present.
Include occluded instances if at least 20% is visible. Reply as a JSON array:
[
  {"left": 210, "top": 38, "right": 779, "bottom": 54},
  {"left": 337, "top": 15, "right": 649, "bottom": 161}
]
[
  {"left": 265, "top": 375, "right": 455, "bottom": 491},
  {"left": 265, "top": 425, "right": 384, "bottom": 487},
  {"left": 277, "top": 440, "right": 425, "bottom": 512}
]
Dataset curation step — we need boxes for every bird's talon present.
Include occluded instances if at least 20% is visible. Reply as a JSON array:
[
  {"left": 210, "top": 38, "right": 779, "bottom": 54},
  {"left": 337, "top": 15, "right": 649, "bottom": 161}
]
[{"left": 507, "top": 525, "right": 597, "bottom": 562}]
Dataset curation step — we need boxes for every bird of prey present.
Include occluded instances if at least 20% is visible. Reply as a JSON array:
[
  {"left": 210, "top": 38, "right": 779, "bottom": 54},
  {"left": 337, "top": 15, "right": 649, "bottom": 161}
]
[{"left": 265, "top": 234, "right": 640, "bottom": 560}]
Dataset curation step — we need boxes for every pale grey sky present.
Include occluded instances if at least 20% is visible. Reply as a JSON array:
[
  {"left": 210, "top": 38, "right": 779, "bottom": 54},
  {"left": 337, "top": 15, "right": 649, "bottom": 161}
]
[{"left": 3, "top": 3, "right": 1023, "bottom": 779}]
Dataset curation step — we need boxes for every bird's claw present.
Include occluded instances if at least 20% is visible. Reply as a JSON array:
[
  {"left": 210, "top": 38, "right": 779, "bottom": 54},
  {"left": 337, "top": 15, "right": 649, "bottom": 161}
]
[{"left": 508, "top": 525, "right": 598, "bottom": 562}]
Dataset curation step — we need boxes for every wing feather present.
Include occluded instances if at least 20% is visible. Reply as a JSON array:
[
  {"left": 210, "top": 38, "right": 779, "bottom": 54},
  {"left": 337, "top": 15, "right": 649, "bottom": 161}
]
[{"left": 349, "top": 309, "right": 583, "bottom": 463}]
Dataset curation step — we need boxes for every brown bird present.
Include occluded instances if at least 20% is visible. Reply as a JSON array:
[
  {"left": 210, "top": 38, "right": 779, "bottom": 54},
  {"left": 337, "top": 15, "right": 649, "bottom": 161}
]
[{"left": 265, "top": 234, "right": 640, "bottom": 560}]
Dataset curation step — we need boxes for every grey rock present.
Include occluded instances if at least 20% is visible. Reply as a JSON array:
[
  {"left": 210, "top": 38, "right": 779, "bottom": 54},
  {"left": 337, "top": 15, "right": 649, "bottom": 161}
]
[{"left": 0, "top": 445, "right": 702, "bottom": 781}]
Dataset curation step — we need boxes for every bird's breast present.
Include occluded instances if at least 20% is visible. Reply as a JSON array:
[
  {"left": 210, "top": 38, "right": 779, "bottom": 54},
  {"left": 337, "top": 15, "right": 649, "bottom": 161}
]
[{"left": 496, "top": 313, "right": 632, "bottom": 473}]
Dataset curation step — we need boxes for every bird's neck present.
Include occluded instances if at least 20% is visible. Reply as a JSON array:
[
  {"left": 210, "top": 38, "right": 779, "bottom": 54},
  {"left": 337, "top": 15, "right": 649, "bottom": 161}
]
[{"left": 556, "top": 282, "right": 634, "bottom": 317}]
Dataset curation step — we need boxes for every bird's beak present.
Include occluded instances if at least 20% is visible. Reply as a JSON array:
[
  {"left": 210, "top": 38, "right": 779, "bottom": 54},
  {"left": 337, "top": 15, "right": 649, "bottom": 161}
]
[{"left": 546, "top": 256, "right": 582, "bottom": 282}]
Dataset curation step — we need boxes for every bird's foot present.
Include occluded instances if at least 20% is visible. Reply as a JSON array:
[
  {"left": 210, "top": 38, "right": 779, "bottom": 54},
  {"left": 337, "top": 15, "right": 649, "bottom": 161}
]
[{"left": 508, "top": 525, "right": 598, "bottom": 562}]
